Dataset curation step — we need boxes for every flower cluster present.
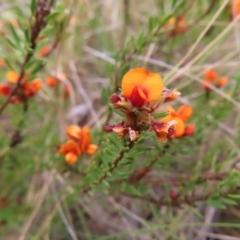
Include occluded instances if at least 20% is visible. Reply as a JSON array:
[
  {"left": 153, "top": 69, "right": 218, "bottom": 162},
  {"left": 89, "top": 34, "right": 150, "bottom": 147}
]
[
  {"left": 161, "top": 105, "right": 194, "bottom": 138},
  {"left": 202, "top": 69, "right": 228, "bottom": 92},
  {"left": 0, "top": 71, "right": 42, "bottom": 103},
  {"left": 104, "top": 68, "right": 192, "bottom": 143},
  {"left": 164, "top": 17, "right": 187, "bottom": 36},
  {"left": 59, "top": 125, "right": 98, "bottom": 164}
]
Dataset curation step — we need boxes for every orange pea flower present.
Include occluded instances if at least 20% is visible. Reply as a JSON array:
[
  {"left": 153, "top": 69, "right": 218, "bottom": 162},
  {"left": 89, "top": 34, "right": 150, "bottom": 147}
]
[
  {"left": 151, "top": 119, "right": 176, "bottom": 142},
  {"left": 202, "top": 69, "right": 228, "bottom": 91},
  {"left": 38, "top": 45, "right": 51, "bottom": 57},
  {"left": 217, "top": 76, "right": 228, "bottom": 87},
  {"left": 183, "top": 124, "right": 195, "bottom": 137},
  {"left": 162, "top": 105, "right": 194, "bottom": 138},
  {"left": 0, "top": 84, "right": 12, "bottom": 97},
  {"left": 204, "top": 69, "right": 218, "bottom": 83},
  {"left": 45, "top": 76, "right": 58, "bottom": 87},
  {"left": 176, "top": 105, "right": 193, "bottom": 122},
  {"left": 59, "top": 140, "right": 81, "bottom": 164},
  {"left": 104, "top": 67, "right": 182, "bottom": 142},
  {"left": 66, "top": 125, "right": 98, "bottom": 154},
  {"left": 165, "top": 17, "right": 187, "bottom": 35},
  {"left": 6, "top": 71, "right": 21, "bottom": 84},
  {"left": 22, "top": 79, "right": 42, "bottom": 97},
  {"left": 6, "top": 70, "right": 29, "bottom": 84},
  {"left": 177, "top": 17, "right": 187, "bottom": 33},
  {"left": 232, "top": 0, "right": 240, "bottom": 17},
  {"left": 121, "top": 68, "right": 163, "bottom": 108}
]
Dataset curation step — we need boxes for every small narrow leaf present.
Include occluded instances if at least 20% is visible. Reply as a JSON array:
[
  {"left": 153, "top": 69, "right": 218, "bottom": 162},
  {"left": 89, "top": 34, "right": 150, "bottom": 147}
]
[{"left": 30, "top": 0, "right": 37, "bottom": 16}]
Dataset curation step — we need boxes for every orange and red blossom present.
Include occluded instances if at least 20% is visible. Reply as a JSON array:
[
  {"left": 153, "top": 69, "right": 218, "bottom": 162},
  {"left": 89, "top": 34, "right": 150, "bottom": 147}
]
[
  {"left": 0, "top": 84, "right": 12, "bottom": 97},
  {"left": 151, "top": 119, "right": 176, "bottom": 143},
  {"left": 45, "top": 76, "right": 58, "bottom": 87},
  {"left": 104, "top": 68, "right": 182, "bottom": 143},
  {"left": 165, "top": 17, "right": 187, "bottom": 35},
  {"left": 121, "top": 68, "right": 163, "bottom": 108},
  {"left": 66, "top": 125, "right": 98, "bottom": 154},
  {"left": 183, "top": 124, "right": 195, "bottom": 137},
  {"left": 202, "top": 69, "right": 228, "bottom": 91},
  {"left": 6, "top": 71, "right": 22, "bottom": 84},
  {"left": 0, "top": 70, "right": 42, "bottom": 103},
  {"left": 59, "top": 125, "right": 98, "bottom": 164},
  {"left": 59, "top": 140, "right": 81, "bottom": 165},
  {"left": 162, "top": 105, "right": 194, "bottom": 138},
  {"left": 22, "top": 79, "right": 42, "bottom": 97}
]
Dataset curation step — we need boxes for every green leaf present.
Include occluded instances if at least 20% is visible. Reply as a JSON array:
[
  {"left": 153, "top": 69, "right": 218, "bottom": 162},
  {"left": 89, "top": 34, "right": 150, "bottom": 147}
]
[
  {"left": 30, "top": 0, "right": 37, "bottom": 16},
  {"left": 221, "top": 197, "right": 237, "bottom": 206},
  {"left": 5, "top": 37, "right": 22, "bottom": 51},
  {"left": 152, "top": 111, "right": 169, "bottom": 119},
  {"left": 24, "top": 28, "right": 31, "bottom": 44},
  {"left": 9, "top": 23, "right": 21, "bottom": 43},
  {"left": 46, "top": 11, "right": 61, "bottom": 22},
  {"left": 190, "top": 207, "right": 203, "bottom": 219},
  {"left": 4, "top": 58, "right": 14, "bottom": 70},
  {"left": 228, "top": 194, "right": 240, "bottom": 200},
  {"left": 114, "top": 109, "right": 125, "bottom": 117},
  {"left": 207, "top": 198, "right": 226, "bottom": 209}
]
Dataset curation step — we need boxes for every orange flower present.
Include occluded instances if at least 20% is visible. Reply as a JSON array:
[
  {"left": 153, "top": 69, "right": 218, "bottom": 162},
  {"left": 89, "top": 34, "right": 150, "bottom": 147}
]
[
  {"left": 59, "top": 140, "right": 81, "bottom": 164},
  {"left": 86, "top": 144, "right": 98, "bottom": 155},
  {"left": 121, "top": 68, "right": 163, "bottom": 108},
  {"left": 205, "top": 70, "right": 218, "bottom": 82},
  {"left": 38, "top": 45, "right": 51, "bottom": 57},
  {"left": 176, "top": 105, "right": 193, "bottom": 122},
  {"left": 162, "top": 105, "right": 193, "bottom": 138},
  {"left": 151, "top": 120, "right": 176, "bottom": 142},
  {"left": 66, "top": 125, "right": 98, "bottom": 154},
  {"left": 232, "top": 0, "right": 240, "bottom": 17},
  {"left": 6, "top": 71, "right": 21, "bottom": 84},
  {"left": 67, "top": 125, "right": 82, "bottom": 140},
  {"left": 183, "top": 124, "right": 195, "bottom": 136},
  {"left": 177, "top": 17, "right": 187, "bottom": 33},
  {"left": 45, "top": 76, "right": 58, "bottom": 87},
  {"left": 6, "top": 71, "right": 29, "bottom": 84},
  {"left": 165, "top": 17, "right": 187, "bottom": 34},
  {"left": 0, "top": 84, "right": 12, "bottom": 97},
  {"left": 217, "top": 77, "right": 228, "bottom": 87},
  {"left": 22, "top": 79, "right": 42, "bottom": 97},
  {"left": 202, "top": 69, "right": 228, "bottom": 91}
]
